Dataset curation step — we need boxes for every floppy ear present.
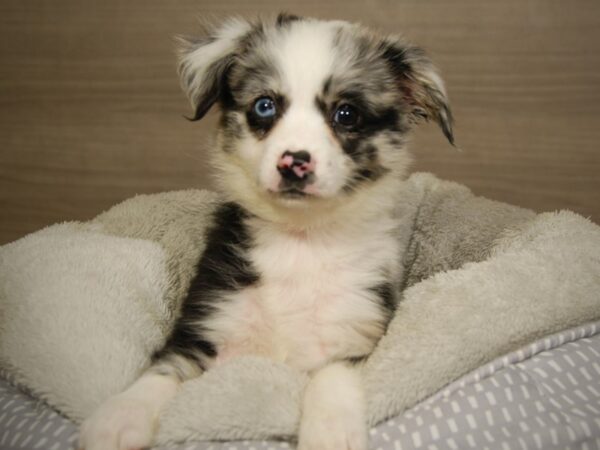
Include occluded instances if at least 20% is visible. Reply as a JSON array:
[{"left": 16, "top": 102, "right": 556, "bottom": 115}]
[
  {"left": 177, "top": 18, "right": 254, "bottom": 121},
  {"left": 382, "top": 39, "right": 454, "bottom": 145}
]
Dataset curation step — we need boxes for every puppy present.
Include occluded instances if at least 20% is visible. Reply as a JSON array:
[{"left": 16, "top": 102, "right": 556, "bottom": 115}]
[{"left": 79, "top": 13, "right": 453, "bottom": 450}]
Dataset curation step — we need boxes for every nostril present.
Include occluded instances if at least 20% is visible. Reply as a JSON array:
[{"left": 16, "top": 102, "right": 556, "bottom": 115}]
[
  {"left": 284, "top": 150, "right": 311, "bottom": 164},
  {"left": 278, "top": 153, "right": 295, "bottom": 171}
]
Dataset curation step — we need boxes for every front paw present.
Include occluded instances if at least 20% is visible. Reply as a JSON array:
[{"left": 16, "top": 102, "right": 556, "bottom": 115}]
[
  {"left": 297, "top": 362, "right": 367, "bottom": 450},
  {"left": 79, "top": 395, "right": 157, "bottom": 450},
  {"left": 297, "top": 408, "right": 367, "bottom": 450}
]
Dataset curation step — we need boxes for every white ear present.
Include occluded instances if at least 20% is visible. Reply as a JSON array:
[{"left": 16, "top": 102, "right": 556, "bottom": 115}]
[{"left": 177, "top": 18, "right": 254, "bottom": 121}]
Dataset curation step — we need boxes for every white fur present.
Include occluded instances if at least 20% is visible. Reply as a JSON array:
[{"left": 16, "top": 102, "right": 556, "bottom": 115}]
[
  {"left": 199, "top": 174, "right": 404, "bottom": 449},
  {"left": 205, "top": 199, "right": 403, "bottom": 371},
  {"left": 240, "top": 21, "right": 357, "bottom": 200},
  {"left": 298, "top": 362, "right": 367, "bottom": 450}
]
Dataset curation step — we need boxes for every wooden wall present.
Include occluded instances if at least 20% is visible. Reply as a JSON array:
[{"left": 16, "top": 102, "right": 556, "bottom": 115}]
[{"left": 1, "top": 0, "right": 599, "bottom": 244}]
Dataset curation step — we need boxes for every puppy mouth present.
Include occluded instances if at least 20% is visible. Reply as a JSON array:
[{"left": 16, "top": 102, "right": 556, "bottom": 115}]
[{"left": 272, "top": 188, "right": 312, "bottom": 200}]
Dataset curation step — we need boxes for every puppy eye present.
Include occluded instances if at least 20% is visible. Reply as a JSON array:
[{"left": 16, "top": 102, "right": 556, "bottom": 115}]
[
  {"left": 253, "top": 97, "right": 277, "bottom": 119},
  {"left": 333, "top": 104, "right": 360, "bottom": 128}
]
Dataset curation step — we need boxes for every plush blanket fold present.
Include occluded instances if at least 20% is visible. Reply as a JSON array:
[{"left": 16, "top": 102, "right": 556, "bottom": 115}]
[{"left": 0, "top": 172, "right": 598, "bottom": 445}]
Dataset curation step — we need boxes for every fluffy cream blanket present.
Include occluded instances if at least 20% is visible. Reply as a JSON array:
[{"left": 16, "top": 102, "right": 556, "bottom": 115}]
[{"left": 1, "top": 173, "right": 599, "bottom": 445}]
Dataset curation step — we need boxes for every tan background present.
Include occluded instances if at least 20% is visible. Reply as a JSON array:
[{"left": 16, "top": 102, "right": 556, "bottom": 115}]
[{"left": 1, "top": 0, "right": 599, "bottom": 245}]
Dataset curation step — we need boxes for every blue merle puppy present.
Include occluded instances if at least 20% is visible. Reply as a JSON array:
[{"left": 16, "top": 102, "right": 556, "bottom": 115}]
[{"left": 80, "top": 13, "right": 453, "bottom": 450}]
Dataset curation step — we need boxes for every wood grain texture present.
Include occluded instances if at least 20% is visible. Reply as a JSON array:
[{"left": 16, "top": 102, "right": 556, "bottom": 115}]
[{"left": 1, "top": 0, "right": 599, "bottom": 244}]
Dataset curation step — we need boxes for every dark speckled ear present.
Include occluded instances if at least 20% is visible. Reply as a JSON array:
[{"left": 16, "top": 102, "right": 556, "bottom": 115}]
[
  {"left": 176, "top": 18, "right": 254, "bottom": 121},
  {"left": 275, "top": 12, "right": 301, "bottom": 27},
  {"left": 382, "top": 40, "right": 454, "bottom": 145},
  {"left": 177, "top": 14, "right": 303, "bottom": 122}
]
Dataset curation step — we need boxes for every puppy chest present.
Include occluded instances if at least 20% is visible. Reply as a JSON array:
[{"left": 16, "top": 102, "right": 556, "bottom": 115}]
[{"left": 208, "top": 227, "right": 400, "bottom": 371}]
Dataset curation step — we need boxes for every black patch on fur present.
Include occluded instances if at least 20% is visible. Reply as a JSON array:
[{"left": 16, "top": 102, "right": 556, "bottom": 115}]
[
  {"left": 217, "top": 84, "right": 248, "bottom": 153},
  {"left": 323, "top": 89, "right": 405, "bottom": 162},
  {"left": 317, "top": 87, "right": 401, "bottom": 191},
  {"left": 346, "top": 355, "right": 369, "bottom": 365},
  {"left": 336, "top": 106, "right": 401, "bottom": 162},
  {"left": 437, "top": 103, "right": 455, "bottom": 146},
  {"left": 186, "top": 57, "right": 236, "bottom": 122},
  {"left": 388, "top": 136, "right": 405, "bottom": 148},
  {"left": 362, "top": 144, "right": 378, "bottom": 162},
  {"left": 220, "top": 112, "right": 244, "bottom": 140},
  {"left": 245, "top": 109, "right": 276, "bottom": 137},
  {"left": 342, "top": 142, "right": 390, "bottom": 192},
  {"left": 276, "top": 12, "right": 301, "bottom": 27},
  {"left": 322, "top": 76, "right": 333, "bottom": 96},
  {"left": 218, "top": 71, "right": 241, "bottom": 112},
  {"left": 361, "top": 108, "right": 401, "bottom": 136},
  {"left": 380, "top": 44, "right": 413, "bottom": 78},
  {"left": 345, "top": 165, "right": 388, "bottom": 191},
  {"left": 315, "top": 96, "right": 328, "bottom": 116},
  {"left": 153, "top": 202, "right": 259, "bottom": 368},
  {"left": 343, "top": 277, "right": 390, "bottom": 366},
  {"left": 370, "top": 282, "right": 396, "bottom": 313},
  {"left": 338, "top": 107, "right": 403, "bottom": 189}
]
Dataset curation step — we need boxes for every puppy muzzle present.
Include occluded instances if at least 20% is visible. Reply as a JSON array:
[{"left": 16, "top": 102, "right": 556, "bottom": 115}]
[{"left": 277, "top": 150, "right": 317, "bottom": 193}]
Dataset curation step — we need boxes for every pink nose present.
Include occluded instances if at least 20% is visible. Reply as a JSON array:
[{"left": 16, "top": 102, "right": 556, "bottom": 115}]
[{"left": 277, "top": 150, "right": 315, "bottom": 181}]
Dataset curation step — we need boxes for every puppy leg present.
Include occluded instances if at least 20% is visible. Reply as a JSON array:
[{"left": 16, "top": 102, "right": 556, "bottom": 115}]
[
  {"left": 297, "top": 361, "right": 367, "bottom": 450},
  {"left": 79, "top": 353, "right": 201, "bottom": 450}
]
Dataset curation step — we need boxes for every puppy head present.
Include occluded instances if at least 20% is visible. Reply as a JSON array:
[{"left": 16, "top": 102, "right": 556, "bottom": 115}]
[{"left": 178, "top": 14, "right": 453, "bottom": 224}]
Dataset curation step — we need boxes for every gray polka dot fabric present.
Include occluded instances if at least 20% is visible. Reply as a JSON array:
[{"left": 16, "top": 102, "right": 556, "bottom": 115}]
[
  {"left": 1, "top": 322, "right": 599, "bottom": 450},
  {"left": 368, "top": 322, "right": 600, "bottom": 450},
  {"left": 0, "top": 383, "right": 78, "bottom": 450}
]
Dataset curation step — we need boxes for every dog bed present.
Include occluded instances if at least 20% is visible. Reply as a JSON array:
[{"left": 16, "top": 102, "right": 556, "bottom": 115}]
[
  {"left": 0, "top": 172, "right": 599, "bottom": 448},
  {"left": 1, "top": 322, "right": 599, "bottom": 449}
]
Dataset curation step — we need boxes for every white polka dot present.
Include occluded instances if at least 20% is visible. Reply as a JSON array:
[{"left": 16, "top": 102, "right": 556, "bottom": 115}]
[
  {"left": 485, "top": 410, "right": 494, "bottom": 426},
  {"left": 467, "top": 396, "right": 478, "bottom": 409},
  {"left": 483, "top": 430, "right": 495, "bottom": 443},
  {"left": 465, "top": 434, "right": 476, "bottom": 448},
  {"left": 447, "top": 418, "right": 458, "bottom": 434},
  {"left": 411, "top": 431, "right": 422, "bottom": 448},
  {"left": 446, "top": 437, "right": 458, "bottom": 449},
  {"left": 504, "top": 387, "right": 514, "bottom": 402},
  {"left": 429, "top": 424, "right": 439, "bottom": 440},
  {"left": 485, "top": 391, "right": 497, "bottom": 406},
  {"left": 465, "top": 414, "right": 476, "bottom": 429}
]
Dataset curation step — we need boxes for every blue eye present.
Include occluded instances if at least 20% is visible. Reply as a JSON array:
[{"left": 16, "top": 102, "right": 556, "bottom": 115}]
[
  {"left": 253, "top": 97, "right": 277, "bottom": 119},
  {"left": 333, "top": 104, "right": 360, "bottom": 128}
]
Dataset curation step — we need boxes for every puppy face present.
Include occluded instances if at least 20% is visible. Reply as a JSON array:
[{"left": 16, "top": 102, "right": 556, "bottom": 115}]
[{"left": 178, "top": 15, "right": 453, "bottom": 220}]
